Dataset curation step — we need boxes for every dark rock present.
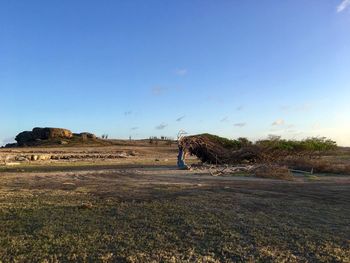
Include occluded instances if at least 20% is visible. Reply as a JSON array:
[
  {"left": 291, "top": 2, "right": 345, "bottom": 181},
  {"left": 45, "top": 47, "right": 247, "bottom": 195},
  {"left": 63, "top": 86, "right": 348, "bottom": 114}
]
[
  {"left": 15, "top": 127, "right": 73, "bottom": 146},
  {"left": 4, "top": 143, "right": 18, "bottom": 148},
  {"left": 12, "top": 127, "right": 101, "bottom": 147},
  {"left": 15, "top": 131, "right": 34, "bottom": 146},
  {"left": 128, "top": 150, "right": 137, "bottom": 156}
]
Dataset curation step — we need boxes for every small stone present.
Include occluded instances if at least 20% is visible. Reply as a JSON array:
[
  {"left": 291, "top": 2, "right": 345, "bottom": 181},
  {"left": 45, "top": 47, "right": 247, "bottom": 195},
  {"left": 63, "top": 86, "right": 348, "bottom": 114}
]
[
  {"left": 5, "top": 162, "right": 21, "bottom": 166},
  {"left": 117, "top": 153, "right": 128, "bottom": 158},
  {"left": 38, "top": 154, "right": 51, "bottom": 161},
  {"left": 79, "top": 202, "right": 93, "bottom": 209},
  {"left": 15, "top": 156, "right": 29, "bottom": 162},
  {"left": 128, "top": 150, "right": 137, "bottom": 156}
]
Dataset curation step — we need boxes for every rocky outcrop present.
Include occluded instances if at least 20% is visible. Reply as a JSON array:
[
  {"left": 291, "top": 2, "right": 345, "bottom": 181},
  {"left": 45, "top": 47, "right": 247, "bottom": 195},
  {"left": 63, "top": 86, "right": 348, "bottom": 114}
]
[
  {"left": 74, "top": 132, "right": 97, "bottom": 140},
  {"left": 32, "top": 127, "right": 73, "bottom": 140},
  {"left": 15, "top": 127, "right": 73, "bottom": 146},
  {"left": 9, "top": 127, "right": 103, "bottom": 147},
  {"left": 15, "top": 131, "right": 35, "bottom": 145}
]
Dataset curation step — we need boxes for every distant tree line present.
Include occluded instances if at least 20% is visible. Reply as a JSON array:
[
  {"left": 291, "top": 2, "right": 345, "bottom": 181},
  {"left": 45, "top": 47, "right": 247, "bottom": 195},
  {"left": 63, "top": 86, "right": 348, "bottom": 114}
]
[{"left": 149, "top": 136, "right": 174, "bottom": 145}]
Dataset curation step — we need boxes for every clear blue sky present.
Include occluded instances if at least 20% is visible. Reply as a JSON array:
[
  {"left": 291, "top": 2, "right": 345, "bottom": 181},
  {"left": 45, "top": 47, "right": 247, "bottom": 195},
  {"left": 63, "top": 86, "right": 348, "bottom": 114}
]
[{"left": 1, "top": 0, "right": 350, "bottom": 145}]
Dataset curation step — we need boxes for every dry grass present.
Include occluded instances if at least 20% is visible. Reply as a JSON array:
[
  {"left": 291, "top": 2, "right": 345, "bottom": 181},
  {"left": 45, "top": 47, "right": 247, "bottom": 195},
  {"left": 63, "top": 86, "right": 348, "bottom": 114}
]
[
  {"left": 254, "top": 165, "right": 294, "bottom": 180},
  {"left": 0, "top": 143, "right": 349, "bottom": 261},
  {"left": 284, "top": 157, "right": 350, "bottom": 175},
  {"left": 0, "top": 167, "right": 349, "bottom": 262}
]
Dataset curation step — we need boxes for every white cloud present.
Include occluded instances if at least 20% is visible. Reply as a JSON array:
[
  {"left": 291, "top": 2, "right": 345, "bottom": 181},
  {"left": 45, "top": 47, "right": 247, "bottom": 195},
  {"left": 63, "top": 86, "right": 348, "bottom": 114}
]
[
  {"left": 296, "top": 103, "right": 312, "bottom": 112},
  {"left": 279, "top": 103, "right": 312, "bottom": 113},
  {"left": 337, "top": 0, "right": 350, "bottom": 12},
  {"left": 234, "top": 122, "right": 246, "bottom": 127},
  {"left": 267, "top": 134, "right": 281, "bottom": 140},
  {"left": 152, "top": 86, "right": 167, "bottom": 96},
  {"left": 311, "top": 122, "right": 321, "bottom": 130},
  {"left": 220, "top": 117, "right": 229, "bottom": 122},
  {"left": 271, "top": 119, "right": 285, "bottom": 126},
  {"left": 236, "top": 105, "right": 244, "bottom": 111},
  {"left": 206, "top": 95, "right": 224, "bottom": 104},
  {"left": 176, "top": 115, "right": 186, "bottom": 122},
  {"left": 155, "top": 123, "right": 168, "bottom": 130},
  {"left": 174, "top": 68, "right": 187, "bottom": 76},
  {"left": 280, "top": 105, "right": 290, "bottom": 112}
]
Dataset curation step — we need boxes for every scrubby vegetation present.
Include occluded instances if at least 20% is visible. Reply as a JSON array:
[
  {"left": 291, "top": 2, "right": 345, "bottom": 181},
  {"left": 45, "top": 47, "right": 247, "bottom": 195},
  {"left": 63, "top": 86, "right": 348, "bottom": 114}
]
[
  {"left": 203, "top": 133, "right": 337, "bottom": 153},
  {"left": 256, "top": 136, "right": 337, "bottom": 153}
]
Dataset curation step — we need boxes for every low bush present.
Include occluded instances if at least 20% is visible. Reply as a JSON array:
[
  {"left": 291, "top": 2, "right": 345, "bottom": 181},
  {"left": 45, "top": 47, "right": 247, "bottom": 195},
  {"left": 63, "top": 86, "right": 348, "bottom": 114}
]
[{"left": 256, "top": 137, "right": 337, "bottom": 152}]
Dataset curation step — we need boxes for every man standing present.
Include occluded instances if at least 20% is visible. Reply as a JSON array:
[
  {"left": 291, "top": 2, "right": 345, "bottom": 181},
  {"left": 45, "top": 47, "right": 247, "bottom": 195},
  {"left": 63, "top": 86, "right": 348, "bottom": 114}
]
[{"left": 177, "top": 144, "right": 188, "bottom": 169}]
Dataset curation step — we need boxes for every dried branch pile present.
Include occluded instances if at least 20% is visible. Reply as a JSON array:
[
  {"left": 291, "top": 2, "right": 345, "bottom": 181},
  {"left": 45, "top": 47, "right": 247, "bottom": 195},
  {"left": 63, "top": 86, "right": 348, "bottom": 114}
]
[{"left": 190, "top": 163, "right": 294, "bottom": 180}]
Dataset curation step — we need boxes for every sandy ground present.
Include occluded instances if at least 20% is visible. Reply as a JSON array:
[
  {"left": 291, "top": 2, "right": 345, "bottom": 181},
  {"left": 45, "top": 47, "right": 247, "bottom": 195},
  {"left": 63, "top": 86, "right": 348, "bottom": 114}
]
[{"left": 2, "top": 164, "right": 350, "bottom": 198}]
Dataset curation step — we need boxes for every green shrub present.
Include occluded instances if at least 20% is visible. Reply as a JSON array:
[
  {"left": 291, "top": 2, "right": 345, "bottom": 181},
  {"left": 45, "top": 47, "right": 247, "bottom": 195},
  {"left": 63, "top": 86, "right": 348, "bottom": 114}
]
[
  {"left": 256, "top": 137, "right": 337, "bottom": 152},
  {"left": 202, "top": 133, "right": 337, "bottom": 152},
  {"left": 200, "top": 134, "right": 253, "bottom": 150}
]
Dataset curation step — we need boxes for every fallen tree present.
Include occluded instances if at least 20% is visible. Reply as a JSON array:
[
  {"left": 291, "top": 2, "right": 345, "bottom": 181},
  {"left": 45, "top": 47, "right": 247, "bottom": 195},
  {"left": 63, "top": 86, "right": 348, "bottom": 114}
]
[
  {"left": 179, "top": 133, "right": 337, "bottom": 165},
  {"left": 179, "top": 134, "right": 260, "bottom": 164}
]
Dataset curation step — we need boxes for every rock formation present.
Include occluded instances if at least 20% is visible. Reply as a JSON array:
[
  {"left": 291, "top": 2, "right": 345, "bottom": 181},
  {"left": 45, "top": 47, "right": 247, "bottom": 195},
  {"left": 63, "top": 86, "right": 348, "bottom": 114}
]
[
  {"left": 74, "top": 132, "right": 97, "bottom": 140},
  {"left": 6, "top": 127, "right": 108, "bottom": 147},
  {"left": 15, "top": 127, "right": 73, "bottom": 146}
]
